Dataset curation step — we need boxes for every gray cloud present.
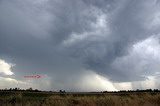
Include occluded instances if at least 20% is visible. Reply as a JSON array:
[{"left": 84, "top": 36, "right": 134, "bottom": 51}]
[{"left": 0, "top": 0, "right": 160, "bottom": 91}]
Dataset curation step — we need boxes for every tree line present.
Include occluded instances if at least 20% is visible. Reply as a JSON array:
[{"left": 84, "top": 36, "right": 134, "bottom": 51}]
[{"left": 0, "top": 88, "right": 160, "bottom": 93}]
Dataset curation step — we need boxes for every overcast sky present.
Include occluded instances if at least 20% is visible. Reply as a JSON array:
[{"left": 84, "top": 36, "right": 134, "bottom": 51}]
[{"left": 0, "top": 0, "right": 160, "bottom": 91}]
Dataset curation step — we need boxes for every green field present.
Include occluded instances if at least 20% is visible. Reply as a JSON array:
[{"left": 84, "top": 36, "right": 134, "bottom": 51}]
[{"left": 0, "top": 91, "right": 160, "bottom": 106}]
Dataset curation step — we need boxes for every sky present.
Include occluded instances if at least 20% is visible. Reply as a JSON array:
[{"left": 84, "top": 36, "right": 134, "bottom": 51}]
[{"left": 0, "top": 0, "right": 160, "bottom": 91}]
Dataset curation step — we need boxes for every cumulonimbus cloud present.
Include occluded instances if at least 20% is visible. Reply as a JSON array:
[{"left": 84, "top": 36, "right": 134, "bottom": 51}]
[{"left": 0, "top": 0, "right": 160, "bottom": 91}]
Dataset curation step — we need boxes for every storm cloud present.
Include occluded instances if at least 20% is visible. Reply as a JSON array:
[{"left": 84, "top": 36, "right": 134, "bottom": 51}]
[{"left": 0, "top": 0, "right": 160, "bottom": 91}]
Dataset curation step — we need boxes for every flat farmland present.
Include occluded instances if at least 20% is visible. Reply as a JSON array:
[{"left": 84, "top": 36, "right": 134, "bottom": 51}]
[{"left": 0, "top": 91, "right": 160, "bottom": 106}]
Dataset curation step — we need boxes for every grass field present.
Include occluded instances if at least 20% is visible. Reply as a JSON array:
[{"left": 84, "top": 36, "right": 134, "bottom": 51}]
[{"left": 0, "top": 91, "right": 160, "bottom": 106}]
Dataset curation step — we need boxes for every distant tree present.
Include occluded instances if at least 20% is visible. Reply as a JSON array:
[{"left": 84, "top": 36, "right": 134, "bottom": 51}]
[
  {"left": 153, "top": 89, "right": 159, "bottom": 92},
  {"left": 34, "top": 89, "right": 40, "bottom": 92},
  {"left": 26, "top": 87, "right": 33, "bottom": 91},
  {"left": 146, "top": 89, "right": 152, "bottom": 92},
  {"left": 13, "top": 88, "right": 18, "bottom": 91},
  {"left": 59, "top": 90, "right": 66, "bottom": 93},
  {"left": 59, "top": 90, "right": 62, "bottom": 93}
]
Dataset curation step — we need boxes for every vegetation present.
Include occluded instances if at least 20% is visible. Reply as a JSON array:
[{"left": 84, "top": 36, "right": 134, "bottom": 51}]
[{"left": 0, "top": 88, "right": 160, "bottom": 106}]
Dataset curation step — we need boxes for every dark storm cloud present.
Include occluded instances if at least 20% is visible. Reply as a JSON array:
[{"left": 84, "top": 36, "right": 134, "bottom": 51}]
[{"left": 0, "top": 0, "right": 160, "bottom": 90}]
